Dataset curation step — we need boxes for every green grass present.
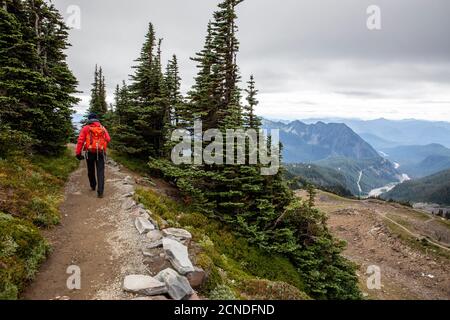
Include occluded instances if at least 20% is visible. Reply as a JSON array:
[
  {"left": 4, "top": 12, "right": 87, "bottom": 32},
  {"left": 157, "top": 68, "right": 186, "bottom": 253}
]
[
  {"left": 407, "top": 210, "right": 433, "bottom": 222},
  {"left": 0, "top": 148, "right": 78, "bottom": 299},
  {"left": 134, "top": 187, "right": 310, "bottom": 300},
  {"left": 0, "top": 148, "right": 78, "bottom": 226},
  {"left": 385, "top": 213, "right": 413, "bottom": 229},
  {"left": 0, "top": 212, "right": 49, "bottom": 300},
  {"left": 32, "top": 148, "right": 79, "bottom": 181}
]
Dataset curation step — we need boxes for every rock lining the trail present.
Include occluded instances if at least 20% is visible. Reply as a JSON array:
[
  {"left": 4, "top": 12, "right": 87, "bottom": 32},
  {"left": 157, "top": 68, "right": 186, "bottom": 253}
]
[
  {"left": 135, "top": 217, "right": 156, "bottom": 234},
  {"left": 108, "top": 160, "right": 203, "bottom": 300},
  {"left": 123, "top": 275, "right": 168, "bottom": 296},
  {"left": 104, "top": 160, "right": 204, "bottom": 300},
  {"left": 119, "top": 184, "right": 135, "bottom": 195},
  {"left": 155, "top": 268, "right": 194, "bottom": 300},
  {"left": 162, "top": 228, "right": 192, "bottom": 244},
  {"left": 146, "top": 230, "right": 163, "bottom": 242},
  {"left": 186, "top": 267, "right": 206, "bottom": 288},
  {"left": 162, "top": 238, "right": 195, "bottom": 275},
  {"left": 121, "top": 198, "right": 137, "bottom": 210},
  {"left": 144, "top": 239, "right": 164, "bottom": 250}
]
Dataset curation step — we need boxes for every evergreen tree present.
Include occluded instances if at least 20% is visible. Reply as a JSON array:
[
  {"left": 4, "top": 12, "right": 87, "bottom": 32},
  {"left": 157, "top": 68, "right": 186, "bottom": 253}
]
[
  {"left": 243, "top": 75, "right": 261, "bottom": 129},
  {"left": 165, "top": 55, "right": 183, "bottom": 127},
  {"left": 0, "top": 0, "right": 79, "bottom": 155},
  {"left": 113, "top": 23, "right": 169, "bottom": 158},
  {"left": 187, "top": 21, "right": 219, "bottom": 131},
  {"left": 306, "top": 183, "right": 317, "bottom": 208},
  {"left": 110, "top": 81, "right": 139, "bottom": 154},
  {"left": 163, "top": 55, "right": 186, "bottom": 156},
  {"left": 147, "top": 0, "right": 361, "bottom": 300},
  {"left": 86, "top": 65, "right": 108, "bottom": 121}
]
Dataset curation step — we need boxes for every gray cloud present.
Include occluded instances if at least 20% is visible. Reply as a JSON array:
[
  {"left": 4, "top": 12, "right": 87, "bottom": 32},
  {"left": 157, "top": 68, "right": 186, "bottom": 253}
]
[{"left": 53, "top": 0, "right": 450, "bottom": 120}]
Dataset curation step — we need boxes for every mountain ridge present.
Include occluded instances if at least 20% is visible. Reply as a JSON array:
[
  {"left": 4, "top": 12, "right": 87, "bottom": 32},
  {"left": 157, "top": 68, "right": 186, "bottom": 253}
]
[
  {"left": 263, "top": 119, "right": 401, "bottom": 195},
  {"left": 263, "top": 119, "right": 382, "bottom": 163},
  {"left": 383, "top": 169, "right": 450, "bottom": 205}
]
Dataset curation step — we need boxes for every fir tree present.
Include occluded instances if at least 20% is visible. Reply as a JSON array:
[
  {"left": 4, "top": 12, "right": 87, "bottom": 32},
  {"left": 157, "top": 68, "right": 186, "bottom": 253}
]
[
  {"left": 306, "top": 183, "right": 317, "bottom": 208},
  {"left": 147, "top": 0, "right": 361, "bottom": 299},
  {"left": 165, "top": 55, "right": 183, "bottom": 127},
  {"left": 0, "top": 0, "right": 78, "bottom": 155},
  {"left": 86, "top": 65, "right": 108, "bottom": 121},
  {"left": 188, "top": 21, "right": 219, "bottom": 131},
  {"left": 243, "top": 75, "right": 262, "bottom": 129},
  {"left": 114, "top": 23, "right": 169, "bottom": 158},
  {"left": 110, "top": 81, "right": 139, "bottom": 155}
]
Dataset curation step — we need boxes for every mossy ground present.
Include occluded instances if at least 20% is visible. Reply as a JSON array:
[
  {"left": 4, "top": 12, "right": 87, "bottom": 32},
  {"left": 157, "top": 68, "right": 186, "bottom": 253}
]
[
  {"left": 134, "top": 188, "right": 311, "bottom": 300},
  {"left": 0, "top": 148, "right": 78, "bottom": 299}
]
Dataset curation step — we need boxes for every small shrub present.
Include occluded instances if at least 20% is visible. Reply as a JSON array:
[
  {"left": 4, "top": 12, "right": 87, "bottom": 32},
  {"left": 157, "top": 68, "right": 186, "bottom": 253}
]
[
  {"left": 0, "top": 126, "right": 33, "bottom": 159},
  {"left": 240, "top": 279, "right": 311, "bottom": 300},
  {"left": 0, "top": 212, "right": 49, "bottom": 300},
  {"left": 0, "top": 147, "right": 78, "bottom": 299},
  {"left": 209, "top": 285, "right": 237, "bottom": 300},
  {"left": 29, "top": 196, "right": 60, "bottom": 227}
]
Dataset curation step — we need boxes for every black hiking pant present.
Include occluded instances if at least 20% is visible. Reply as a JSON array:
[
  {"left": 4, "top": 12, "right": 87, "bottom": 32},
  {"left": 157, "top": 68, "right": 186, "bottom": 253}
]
[{"left": 86, "top": 152, "right": 105, "bottom": 196}]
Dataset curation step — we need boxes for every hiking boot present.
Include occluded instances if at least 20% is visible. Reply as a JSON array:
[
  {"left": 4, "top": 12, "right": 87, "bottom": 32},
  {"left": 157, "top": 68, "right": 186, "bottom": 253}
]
[{"left": 97, "top": 193, "right": 104, "bottom": 198}]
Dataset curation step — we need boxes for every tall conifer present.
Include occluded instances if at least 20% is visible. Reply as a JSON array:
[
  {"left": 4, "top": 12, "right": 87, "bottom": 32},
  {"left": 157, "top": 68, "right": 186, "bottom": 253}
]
[{"left": 0, "top": 0, "right": 78, "bottom": 154}]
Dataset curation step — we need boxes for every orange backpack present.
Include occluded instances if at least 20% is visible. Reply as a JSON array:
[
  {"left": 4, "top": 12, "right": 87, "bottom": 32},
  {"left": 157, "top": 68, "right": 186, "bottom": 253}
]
[{"left": 85, "top": 125, "right": 108, "bottom": 153}]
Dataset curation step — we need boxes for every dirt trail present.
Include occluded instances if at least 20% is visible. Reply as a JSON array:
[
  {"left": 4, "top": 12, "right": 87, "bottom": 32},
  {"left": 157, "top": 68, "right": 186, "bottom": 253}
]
[
  {"left": 374, "top": 209, "right": 450, "bottom": 251},
  {"left": 22, "top": 159, "right": 148, "bottom": 300}
]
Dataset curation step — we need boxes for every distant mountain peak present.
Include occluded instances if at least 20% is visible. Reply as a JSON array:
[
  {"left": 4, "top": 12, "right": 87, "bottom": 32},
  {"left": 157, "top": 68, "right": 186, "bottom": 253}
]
[{"left": 263, "top": 118, "right": 383, "bottom": 163}]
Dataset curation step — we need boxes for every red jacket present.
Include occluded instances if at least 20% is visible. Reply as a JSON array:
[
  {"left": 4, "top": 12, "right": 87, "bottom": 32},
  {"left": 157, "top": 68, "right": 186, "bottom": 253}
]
[{"left": 76, "top": 121, "right": 111, "bottom": 155}]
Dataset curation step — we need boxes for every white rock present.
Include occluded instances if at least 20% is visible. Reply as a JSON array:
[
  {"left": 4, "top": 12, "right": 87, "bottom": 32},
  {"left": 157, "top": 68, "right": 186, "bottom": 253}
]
[
  {"left": 135, "top": 217, "right": 155, "bottom": 234},
  {"left": 122, "top": 192, "right": 134, "bottom": 198},
  {"left": 142, "top": 248, "right": 156, "bottom": 258},
  {"left": 132, "top": 296, "right": 169, "bottom": 301},
  {"left": 156, "top": 268, "right": 194, "bottom": 300},
  {"left": 140, "top": 210, "right": 150, "bottom": 219},
  {"left": 147, "top": 230, "right": 163, "bottom": 242},
  {"left": 123, "top": 176, "right": 134, "bottom": 185},
  {"left": 120, "top": 184, "right": 135, "bottom": 195},
  {"left": 162, "top": 238, "right": 195, "bottom": 275},
  {"left": 122, "top": 198, "right": 136, "bottom": 210},
  {"left": 144, "top": 239, "right": 163, "bottom": 250},
  {"left": 123, "top": 275, "right": 167, "bottom": 296},
  {"left": 162, "top": 228, "right": 192, "bottom": 243},
  {"left": 107, "top": 159, "right": 118, "bottom": 167}
]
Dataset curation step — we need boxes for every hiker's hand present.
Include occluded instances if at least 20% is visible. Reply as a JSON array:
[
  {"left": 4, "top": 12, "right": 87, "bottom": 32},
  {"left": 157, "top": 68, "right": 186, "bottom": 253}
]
[{"left": 76, "top": 154, "right": 85, "bottom": 161}]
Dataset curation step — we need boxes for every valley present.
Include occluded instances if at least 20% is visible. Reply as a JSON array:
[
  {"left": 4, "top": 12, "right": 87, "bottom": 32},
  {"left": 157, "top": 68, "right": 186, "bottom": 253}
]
[
  {"left": 274, "top": 118, "right": 450, "bottom": 205},
  {"left": 264, "top": 119, "right": 403, "bottom": 195},
  {"left": 296, "top": 190, "right": 450, "bottom": 300}
]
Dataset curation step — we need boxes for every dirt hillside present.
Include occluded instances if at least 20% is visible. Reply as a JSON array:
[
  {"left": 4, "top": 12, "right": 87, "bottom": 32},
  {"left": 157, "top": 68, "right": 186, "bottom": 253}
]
[{"left": 297, "top": 190, "right": 450, "bottom": 300}]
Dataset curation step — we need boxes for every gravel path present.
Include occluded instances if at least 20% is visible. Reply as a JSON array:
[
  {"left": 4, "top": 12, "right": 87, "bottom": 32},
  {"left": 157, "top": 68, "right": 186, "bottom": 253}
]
[{"left": 22, "top": 160, "right": 147, "bottom": 300}]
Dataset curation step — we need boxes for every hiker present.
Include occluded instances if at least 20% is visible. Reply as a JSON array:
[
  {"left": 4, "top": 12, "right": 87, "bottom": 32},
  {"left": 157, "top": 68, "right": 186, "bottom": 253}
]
[{"left": 75, "top": 113, "right": 111, "bottom": 198}]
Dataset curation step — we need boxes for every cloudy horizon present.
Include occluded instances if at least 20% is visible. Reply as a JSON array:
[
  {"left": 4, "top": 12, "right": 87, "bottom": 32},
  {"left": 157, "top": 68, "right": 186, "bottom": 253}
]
[{"left": 54, "top": 0, "right": 450, "bottom": 122}]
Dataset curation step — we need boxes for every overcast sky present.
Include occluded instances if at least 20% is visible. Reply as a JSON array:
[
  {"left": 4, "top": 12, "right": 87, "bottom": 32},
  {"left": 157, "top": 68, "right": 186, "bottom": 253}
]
[{"left": 53, "top": 0, "right": 450, "bottom": 121}]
